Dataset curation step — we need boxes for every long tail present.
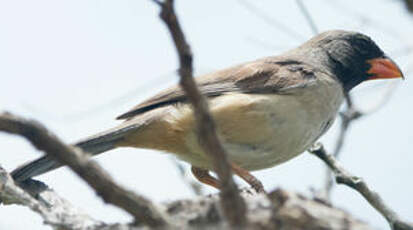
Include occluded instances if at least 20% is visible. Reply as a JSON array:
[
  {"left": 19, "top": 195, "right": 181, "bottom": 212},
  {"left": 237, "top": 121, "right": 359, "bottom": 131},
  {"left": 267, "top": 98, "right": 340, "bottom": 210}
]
[{"left": 11, "top": 125, "right": 136, "bottom": 182}]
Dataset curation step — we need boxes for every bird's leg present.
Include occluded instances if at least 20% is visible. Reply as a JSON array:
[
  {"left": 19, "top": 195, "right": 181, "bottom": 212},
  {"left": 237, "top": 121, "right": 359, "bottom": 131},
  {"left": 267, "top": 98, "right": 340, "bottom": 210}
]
[
  {"left": 191, "top": 166, "right": 220, "bottom": 190},
  {"left": 191, "top": 164, "right": 264, "bottom": 193},
  {"left": 231, "top": 163, "right": 265, "bottom": 193}
]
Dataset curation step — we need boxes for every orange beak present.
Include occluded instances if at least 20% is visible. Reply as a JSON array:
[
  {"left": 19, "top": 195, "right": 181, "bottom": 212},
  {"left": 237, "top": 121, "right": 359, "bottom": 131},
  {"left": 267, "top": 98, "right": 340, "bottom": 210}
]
[{"left": 367, "top": 57, "right": 404, "bottom": 80}]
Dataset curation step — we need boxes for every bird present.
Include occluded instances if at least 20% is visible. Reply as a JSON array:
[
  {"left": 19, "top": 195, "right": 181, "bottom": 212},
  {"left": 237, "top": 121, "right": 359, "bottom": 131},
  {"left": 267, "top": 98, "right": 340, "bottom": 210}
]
[{"left": 11, "top": 30, "right": 403, "bottom": 192}]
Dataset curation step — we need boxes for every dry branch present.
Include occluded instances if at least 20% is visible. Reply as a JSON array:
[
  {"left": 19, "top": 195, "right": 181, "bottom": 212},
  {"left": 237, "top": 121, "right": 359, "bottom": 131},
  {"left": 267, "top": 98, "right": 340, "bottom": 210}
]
[
  {"left": 0, "top": 112, "right": 170, "bottom": 228},
  {"left": 151, "top": 0, "right": 248, "bottom": 228},
  {"left": 0, "top": 166, "right": 102, "bottom": 229},
  {"left": 309, "top": 143, "right": 413, "bottom": 230},
  {"left": 160, "top": 188, "right": 374, "bottom": 230},
  {"left": 0, "top": 172, "right": 376, "bottom": 230},
  {"left": 322, "top": 84, "right": 399, "bottom": 199}
]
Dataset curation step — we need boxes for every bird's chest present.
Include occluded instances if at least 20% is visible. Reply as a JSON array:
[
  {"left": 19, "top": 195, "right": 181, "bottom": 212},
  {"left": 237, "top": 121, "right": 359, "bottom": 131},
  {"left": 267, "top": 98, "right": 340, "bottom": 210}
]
[
  {"left": 172, "top": 80, "right": 344, "bottom": 170},
  {"left": 225, "top": 82, "right": 343, "bottom": 170}
]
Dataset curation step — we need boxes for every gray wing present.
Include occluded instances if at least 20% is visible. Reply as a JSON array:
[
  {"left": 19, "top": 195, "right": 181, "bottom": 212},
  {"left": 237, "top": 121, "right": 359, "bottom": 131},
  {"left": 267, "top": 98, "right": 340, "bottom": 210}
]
[{"left": 117, "top": 58, "right": 317, "bottom": 120}]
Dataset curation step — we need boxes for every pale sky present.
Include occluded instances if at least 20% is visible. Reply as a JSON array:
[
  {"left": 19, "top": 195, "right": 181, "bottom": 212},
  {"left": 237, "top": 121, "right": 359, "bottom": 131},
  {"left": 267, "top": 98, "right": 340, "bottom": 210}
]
[{"left": 0, "top": 0, "right": 412, "bottom": 229}]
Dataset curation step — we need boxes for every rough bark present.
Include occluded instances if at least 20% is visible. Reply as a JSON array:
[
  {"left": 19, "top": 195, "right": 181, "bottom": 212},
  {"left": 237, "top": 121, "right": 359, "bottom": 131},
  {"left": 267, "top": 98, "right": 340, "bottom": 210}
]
[
  {"left": 0, "top": 166, "right": 102, "bottom": 230},
  {"left": 1, "top": 167, "right": 373, "bottom": 230}
]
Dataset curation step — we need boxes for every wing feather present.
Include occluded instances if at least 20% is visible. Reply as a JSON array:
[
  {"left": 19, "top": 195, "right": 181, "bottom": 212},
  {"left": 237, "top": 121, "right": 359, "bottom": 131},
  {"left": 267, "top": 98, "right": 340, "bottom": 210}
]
[{"left": 116, "top": 58, "right": 317, "bottom": 120}]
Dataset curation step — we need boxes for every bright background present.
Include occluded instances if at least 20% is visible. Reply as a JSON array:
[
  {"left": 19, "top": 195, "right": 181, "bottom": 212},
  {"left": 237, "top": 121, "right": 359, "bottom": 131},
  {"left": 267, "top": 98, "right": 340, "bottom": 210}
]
[{"left": 0, "top": 0, "right": 412, "bottom": 229}]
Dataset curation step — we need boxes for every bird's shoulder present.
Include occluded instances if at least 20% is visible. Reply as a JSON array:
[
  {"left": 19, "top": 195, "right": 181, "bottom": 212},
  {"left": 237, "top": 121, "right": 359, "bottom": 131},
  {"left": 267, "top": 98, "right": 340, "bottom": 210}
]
[{"left": 116, "top": 57, "right": 320, "bottom": 120}]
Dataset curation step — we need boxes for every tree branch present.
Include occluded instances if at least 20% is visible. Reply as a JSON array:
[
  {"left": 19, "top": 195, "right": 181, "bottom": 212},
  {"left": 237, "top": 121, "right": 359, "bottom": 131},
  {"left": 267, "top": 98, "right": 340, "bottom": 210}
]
[
  {"left": 1, "top": 160, "right": 378, "bottom": 230},
  {"left": 309, "top": 143, "right": 413, "bottom": 230},
  {"left": 0, "top": 112, "right": 170, "bottom": 228},
  {"left": 152, "top": 0, "right": 247, "bottom": 227},
  {"left": 0, "top": 167, "right": 103, "bottom": 229},
  {"left": 321, "top": 83, "right": 400, "bottom": 198}
]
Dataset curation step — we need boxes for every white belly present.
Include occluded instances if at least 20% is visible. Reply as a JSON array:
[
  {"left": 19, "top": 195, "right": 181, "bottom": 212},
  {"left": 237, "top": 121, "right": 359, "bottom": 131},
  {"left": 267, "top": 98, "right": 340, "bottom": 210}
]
[
  {"left": 223, "top": 92, "right": 340, "bottom": 170},
  {"left": 166, "top": 78, "right": 344, "bottom": 171}
]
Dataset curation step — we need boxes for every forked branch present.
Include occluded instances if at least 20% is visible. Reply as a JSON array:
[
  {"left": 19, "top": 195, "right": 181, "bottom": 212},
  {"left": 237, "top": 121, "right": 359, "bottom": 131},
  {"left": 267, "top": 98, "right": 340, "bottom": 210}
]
[{"left": 309, "top": 143, "right": 413, "bottom": 230}]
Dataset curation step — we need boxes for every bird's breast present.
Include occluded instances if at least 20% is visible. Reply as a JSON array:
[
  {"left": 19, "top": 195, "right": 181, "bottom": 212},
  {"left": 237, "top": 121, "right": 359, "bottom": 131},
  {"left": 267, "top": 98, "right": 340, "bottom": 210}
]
[
  {"left": 182, "top": 78, "right": 343, "bottom": 170},
  {"left": 124, "top": 77, "right": 344, "bottom": 171}
]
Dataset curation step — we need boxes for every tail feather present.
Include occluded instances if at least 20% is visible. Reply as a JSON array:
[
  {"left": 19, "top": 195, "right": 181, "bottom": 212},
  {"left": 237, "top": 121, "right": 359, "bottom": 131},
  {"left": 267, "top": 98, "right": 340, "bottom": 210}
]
[{"left": 11, "top": 125, "right": 136, "bottom": 182}]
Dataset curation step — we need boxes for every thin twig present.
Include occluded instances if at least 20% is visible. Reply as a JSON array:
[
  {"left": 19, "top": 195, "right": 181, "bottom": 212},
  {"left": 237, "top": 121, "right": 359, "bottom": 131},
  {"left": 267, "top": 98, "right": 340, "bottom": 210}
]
[
  {"left": 170, "top": 159, "right": 204, "bottom": 196},
  {"left": 0, "top": 112, "right": 170, "bottom": 228},
  {"left": 309, "top": 143, "right": 413, "bottom": 230},
  {"left": 295, "top": 0, "right": 319, "bottom": 34},
  {"left": 245, "top": 36, "right": 286, "bottom": 51},
  {"left": 333, "top": 96, "right": 362, "bottom": 158},
  {"left": 23, "top": 71, "right": 174, "bottom": 123},
  {"left": 361, "top": 82, "right": 400, "bottom": 115},
  {"left": 322, "top": 82, "right": 400, "bottom": 198},
  {"left": 152, "top": 0, "right": 247, "bottom": 228},
  {"left": 237, "top": 0, "right": 305, "bottom": 41},
  {"left": 325, "top": 0, "right": 405, "bottom": 41},
  {"left": 321, "top": 96, "right": 362, "bottom": 198}
]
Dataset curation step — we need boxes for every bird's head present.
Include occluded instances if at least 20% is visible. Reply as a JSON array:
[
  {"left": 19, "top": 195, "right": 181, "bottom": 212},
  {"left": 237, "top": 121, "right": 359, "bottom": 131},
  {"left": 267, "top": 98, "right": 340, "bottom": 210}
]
[{"left": 299, "top": 30, "right": 404, "bottom": 92}]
